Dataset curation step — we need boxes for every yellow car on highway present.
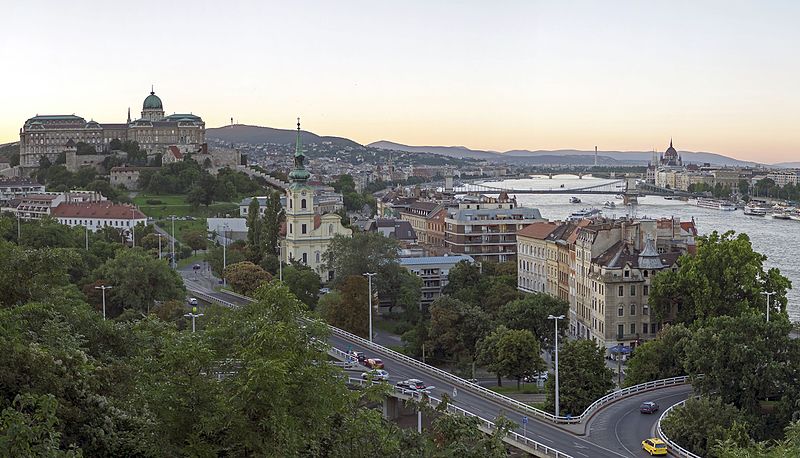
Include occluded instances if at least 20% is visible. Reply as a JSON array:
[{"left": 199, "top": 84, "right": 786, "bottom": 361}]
[{"left": 642, "top": 438, "right": 668, "bottom": 455}]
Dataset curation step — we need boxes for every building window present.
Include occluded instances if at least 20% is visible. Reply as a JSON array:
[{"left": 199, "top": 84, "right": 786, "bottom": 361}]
[
  {"left": 301, "top": 198, "right": 307, "bottom": 209},
  {"left": 630, "top": 285, "right": 636, "bottom": 296},
  {"left": 643, "top": 285, "right": 649, "bottom": 296},
  {"left": 630, "top": 304, "right": 636, "bottom": 315},
  {"left": 315, "top": 251, "right": 320, "bottom": 264},
  {"left": 643, "top": 305, "right": 649, "bottom": 315},
  {"left": 289, "top": 224, "right": 293, "bottom": 234},
  {"left": 643, "top": 323, "right": 649, "bottom": 334},
  {"left": 301, "top": 224, "right": 307, "bottom": 234},
  {"left": 630, "top": 323, "right": 636, "bottom": 335},
  {"left": 651, "top": 323, "right": 657, "bottom": 334},
  {"left": 618, "top": 285, "right": 624, "bottom": 296},
  {"left": 618, "top": 306, "right": 623, "bottom": 317},
  {"left": 643, "top": 270, "right": 649, "bottom": 277},
  {"left": 617, "top": 324, "right": 624, "bottom": 339},
  {"left": 302, "top": 252, "right": 307, "bottom": 264}
]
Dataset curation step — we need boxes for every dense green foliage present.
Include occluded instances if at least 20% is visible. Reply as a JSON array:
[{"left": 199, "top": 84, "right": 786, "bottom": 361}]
[
  {"left": 544, "top": 339, "right": 614, "bottom": 415},
  {"left": 139, "top": 160, "right": 263, "bottom": 205},
  {"left": 651, "top": 230, "right": 790, "bottom": 325},
  {"left": 331, "top": 174, "right": 376, "bottom": 213}
]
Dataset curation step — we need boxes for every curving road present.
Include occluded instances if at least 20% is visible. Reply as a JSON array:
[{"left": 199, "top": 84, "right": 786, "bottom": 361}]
[
  {"left": 584, "top": 385, "right": 693, "bottom": 457},
  {"left": 184, "top": 275, "right": 692, "bottom": 458}
]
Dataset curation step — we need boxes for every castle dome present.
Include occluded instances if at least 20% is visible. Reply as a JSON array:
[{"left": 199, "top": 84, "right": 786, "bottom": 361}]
[{"left": 143, "top": 90, "right": 163, "bottom": 110}]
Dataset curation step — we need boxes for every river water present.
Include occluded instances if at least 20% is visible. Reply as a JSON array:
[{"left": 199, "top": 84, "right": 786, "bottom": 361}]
[{"left": 475, "top": 175, "right": 799, "bottom": 323}]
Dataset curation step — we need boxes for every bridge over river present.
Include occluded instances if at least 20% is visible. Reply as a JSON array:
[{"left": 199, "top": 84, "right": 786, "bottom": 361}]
[{"left": 452, "top": 178, "right": 698, "bottom": 199}]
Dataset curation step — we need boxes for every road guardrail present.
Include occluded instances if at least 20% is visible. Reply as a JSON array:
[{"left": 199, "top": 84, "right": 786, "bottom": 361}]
[
  {"left": 656, "top": 399, "right": 701, "bottom": 458},
  {"left": 191, "top": 287, "right": 691, "bottom": 424}
]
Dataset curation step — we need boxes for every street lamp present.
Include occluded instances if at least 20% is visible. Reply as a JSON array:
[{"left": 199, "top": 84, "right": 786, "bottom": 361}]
[
  {"left": 761, "top": 291, "right": 775, "bottom": 322},
  {"left": 222, "top": 224, "right": 229, "bottom": 285},
  {"left": 85, "top": 225, "right": 89, "bottom": 250},
  {"left": 364, "top": 272, "right": 377, "bottom": 342},
  {"left": 156, "top": 233, "right": 163, "bottom": 260},
  {"left": 184, "top": 306, "right": 204, "bottom": 333},
  {"left": 16, "top": 212, "right": 21, "bottom": 242},
  {"left": 548, "top": 314, "right": 565, "bottom": 417},
  {"left": 170, "top": 215, "right": 176, "bottom": 269},
  {"left": 277, "top": 242, "right": 283, "bottom": 282},
  {"left": 94, "top": 285, "right": 113, "bottom": 320}
]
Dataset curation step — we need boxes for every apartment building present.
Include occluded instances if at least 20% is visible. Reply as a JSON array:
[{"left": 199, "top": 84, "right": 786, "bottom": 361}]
[
  {"left": 444, "top": 193, "right": 543, "bottom": 263},
  {"left": 398, "top": 255, "right": 475, "bottom": 309},
  {"left": 517, "top": 222, "right": 559, "bottom": 294}
]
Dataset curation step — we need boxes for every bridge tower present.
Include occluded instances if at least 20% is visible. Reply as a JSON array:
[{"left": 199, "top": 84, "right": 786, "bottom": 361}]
[{"left": 623, "top": 177, "right": 639, "bottom": 206}]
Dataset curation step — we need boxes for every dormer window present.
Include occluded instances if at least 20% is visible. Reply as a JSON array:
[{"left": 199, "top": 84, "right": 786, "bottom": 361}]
[{"left": 624, "top": 270, "right": 630, "bottom": 278}]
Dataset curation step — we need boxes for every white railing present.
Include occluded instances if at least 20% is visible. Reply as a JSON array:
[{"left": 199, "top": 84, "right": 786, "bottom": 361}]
[
  {"left": 192, "top": 287, "right": 690, "bottom": 424},
  {"left": 346, "top": 377, "right": 573, "bottom": 458},
  {"left": 656, "top": 400, "right": 701, "bottom": 458}
]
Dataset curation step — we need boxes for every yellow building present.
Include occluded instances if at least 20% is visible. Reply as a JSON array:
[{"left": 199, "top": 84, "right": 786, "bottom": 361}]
[{"left": 281, "top": 120, "right": 351, "bottom": 281}]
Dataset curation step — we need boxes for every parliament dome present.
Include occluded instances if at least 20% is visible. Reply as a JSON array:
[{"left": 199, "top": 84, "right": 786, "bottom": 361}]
[{"left": 143, "top": 91, "right": 163, "bottom": 110}]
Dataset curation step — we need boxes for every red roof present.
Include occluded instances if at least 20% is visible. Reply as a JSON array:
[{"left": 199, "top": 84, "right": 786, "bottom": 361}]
[
  {"left": 517, "top": 221, "right": 559, "bottom": 239},
  {"left": 51, "top": 203, "right": 146, "bottom": 220},
  {"left": 680, "top": 221, "right": 698, "bottom": 236},
  {"left": 169, "top": 145, "right": 183, "bottom": 159}
]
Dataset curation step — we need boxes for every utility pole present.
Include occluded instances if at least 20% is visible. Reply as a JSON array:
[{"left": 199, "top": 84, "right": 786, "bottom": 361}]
[
  {"left": 131, "top": 208, "right": 136, "bottom": 247},
  {"left": 222, "top": 224, "right": 229, "bottom": 285},
  {"left": 16, "top": 212, "right": 21, "bottom": 242},
  {"left": 364, "top": 272, "right": 377, "bottom": 342},
  {"left": 761, "top": 291, "right": 776, "bottom": 322},
  {"left": 184, "top": 306, "right": 204, "bottom": 333},
  {"left": 94, "top": 285, "right": 113, "bottom": 320},
  {"left": 548, "top": 314, "right": 565, "bottom": 417}
]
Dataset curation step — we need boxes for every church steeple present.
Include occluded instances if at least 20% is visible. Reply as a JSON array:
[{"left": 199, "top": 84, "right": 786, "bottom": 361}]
[{"left": 288, "top": 117, "right": 310, "bottom": 183}]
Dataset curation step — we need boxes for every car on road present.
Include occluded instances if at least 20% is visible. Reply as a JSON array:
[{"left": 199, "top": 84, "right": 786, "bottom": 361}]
[
  {"left": 349, "top": 351, "right": 366, "bottom": 363},
  {"left": 642, "top": 438, "right": 668, "bottom": 455},
  {"left": 396, "top": 379, "right": 430, "bottom": 392},
  {"left": 361, "top": 369, "right": 389, "bottom": 381},
  {"left": 364, "top": 358, "right": 384, "bottom": 369},
  {"left": 522, "top": 371, "right": 549, "bottom": 383},
  {"left": 639, "top": 401, "right": 659, "bottom": 414},
  {"left": 188, "top": 297, "right": 199, "bottom": 306}
]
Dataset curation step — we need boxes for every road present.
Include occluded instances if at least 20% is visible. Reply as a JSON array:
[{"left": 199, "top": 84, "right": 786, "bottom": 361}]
[
  {"left": 182, "top": 271, "right": 691, "bottom": 458},
  {"left": 584, "top": 385, "right": 693, "bottom": 457}
]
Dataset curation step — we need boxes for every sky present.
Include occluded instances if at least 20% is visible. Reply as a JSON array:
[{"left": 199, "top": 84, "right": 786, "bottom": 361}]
[{"left": 1, "top": 1, "right": 799, "bottom": 163}]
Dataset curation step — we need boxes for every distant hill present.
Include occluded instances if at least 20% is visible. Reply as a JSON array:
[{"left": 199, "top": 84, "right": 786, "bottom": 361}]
[
  {"left": 0, "top": 142, "right": 19, "bottom": 162},
  {"left": 368, "top": 140, "right": 759, "bottom": 167},
  {"left": 207, "top": 124, "right": 361, "bottom": 148},
  {"left": 773, "top": 162, "right": 800, "bottom": 168}
]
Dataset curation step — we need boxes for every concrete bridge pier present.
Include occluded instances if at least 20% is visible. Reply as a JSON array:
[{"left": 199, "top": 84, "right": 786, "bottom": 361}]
[{"left": 382, "top": 396, "right": 401, "bottom": 420}]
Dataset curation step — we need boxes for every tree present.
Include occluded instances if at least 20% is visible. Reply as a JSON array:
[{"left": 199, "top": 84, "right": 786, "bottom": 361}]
[
  {"left": 683, "top": 313, "right": 795, "bottom": 415},
  {"left": 246, "top": 197, "right": 262, "bottom": 259},
  {"left": 183, "top": 230, "right": 207, "bottom": 254},
  {"left": 427, "top": 296, "right": 490, "bottom": 372},
  {"left": 205, "top": 243, "right": 247, "bottom": 278},
  {"left": 185, "top": 185, "right": 206, "bottom": 209},
  {"left": 281, "top": 264, "right": 321, "bottom": 308},
  {"left": 259, "top": 191, "right": 283, "bottom": 257},
  {"left": 494, "top": 329, "right": 545, "bottom": 389},
  {"left": 442, "top": 261, "right": 482, "bottom": 305},
  {"left": 623, "top": 323, "right": 692, "bottom": 387},
  {"left": 651, "top": 231, "right": 791, "bottom": 325},
  {"left": 223, "top": 261, "right": 271, "bottom": 296},
  {"left": 0, "top": 394, "right": 80, "bottom": 457},
  {"left": 0, "top": 241, "right": 77, "bottom": 308},
  {"left": 497, "top": 293, "right": 569, "bottom": 351},
  {"left": 661, "top": 397, "right": 751, "bottom": 457},
  {"left": 96, "top": 248, "right": 185, "bottom": 317},
  {"left": 545, "top": 339, "right": 614, "bottom": 415},
  {"left": 318, "top": 275, "right": 370, "bottom": 338}
]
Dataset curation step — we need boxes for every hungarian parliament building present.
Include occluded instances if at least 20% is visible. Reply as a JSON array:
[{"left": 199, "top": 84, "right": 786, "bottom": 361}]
[{"left": 18, "top": 88, "right": 205, "bottom": 174}]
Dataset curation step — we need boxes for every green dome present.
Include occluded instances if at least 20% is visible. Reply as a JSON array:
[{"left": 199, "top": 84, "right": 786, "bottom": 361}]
[{"left": 143, "top": 91, "right": 163, "bottom": 110}]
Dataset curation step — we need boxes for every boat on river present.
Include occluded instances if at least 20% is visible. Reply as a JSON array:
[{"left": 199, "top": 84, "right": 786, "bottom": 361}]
[
  {"left": 772, "top": 211, "right": 791, "bottom": 220},
  {"left": 567, "top": 208, "right": 602, "bottom": 221},
  {"left": 570, "top": 196, "right": 582, "bottom": 204},
  {"left": 695, "top": 198, "right": 736, "bottom": 211},
  {"left": 603, "top": 201, "right": 616, "bottom": 209},
  {"left": 743, "top": 204, "right": 768, "bottom": 216}
]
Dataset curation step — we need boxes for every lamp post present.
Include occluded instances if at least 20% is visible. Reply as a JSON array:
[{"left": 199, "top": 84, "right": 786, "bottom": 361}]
[
  {"left": 364, "top": 272, "right": 377, "bottom": 342},
  {"left": 277, "top": 242, "right": 283, "bottom": 282},
  {"left": 184, "top": 306, "right": 204, "bottom": 333},
  {"left": 170, "top": 215, "right": 176, "bottom": 269},
  {"left": 16, "top": 212, "right": 21, "bottom": 242},
  {"left": 548, "top": 314, "right": 565, "bottom": 417},
  {"left": 222, "top": 224, "right": 229, "bottom": 285},
  {"left": 85, "top": 225, "right": 89, "bottom": 250},
  {"left": 94, "top": 285, "right": 112, "bottom": 320},
  {"left": 156, "top": 233, "right": 163, "bottom": 260},
  {"left": 761, "top": 291, "right": 775, "bottom": 322}
]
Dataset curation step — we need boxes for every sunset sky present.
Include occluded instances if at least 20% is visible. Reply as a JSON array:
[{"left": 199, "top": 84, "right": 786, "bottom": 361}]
[{"left": 1, "top": 1, "right": 798, "bottom": 163}]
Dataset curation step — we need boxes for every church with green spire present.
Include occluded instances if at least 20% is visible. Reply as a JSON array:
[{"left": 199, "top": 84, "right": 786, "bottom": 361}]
[{"left": 281, "top": 118, "right": 351, "bottom": 280}]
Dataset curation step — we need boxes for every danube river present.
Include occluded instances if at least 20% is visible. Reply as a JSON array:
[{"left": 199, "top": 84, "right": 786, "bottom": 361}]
[{"left": 477, "top": 175, "right": 799, "bottom": 323}]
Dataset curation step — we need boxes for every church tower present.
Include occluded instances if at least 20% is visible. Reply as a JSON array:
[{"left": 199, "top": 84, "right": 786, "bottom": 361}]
[{"left": 281, "top": 118, "right": 351, "bottom": 278}]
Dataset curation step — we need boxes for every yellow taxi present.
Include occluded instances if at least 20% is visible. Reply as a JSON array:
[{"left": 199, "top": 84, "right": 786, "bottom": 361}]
[{"left": 642, "top": 437, "right": 668, "bottom": 455}]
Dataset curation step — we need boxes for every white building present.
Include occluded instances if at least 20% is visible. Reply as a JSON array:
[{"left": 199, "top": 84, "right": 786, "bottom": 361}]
[
  {"left": 399, "top": 255, "right": 474, "bottom": 309},
  {"left": 51, "top": 202, "right": 147, "bottom": 236}
]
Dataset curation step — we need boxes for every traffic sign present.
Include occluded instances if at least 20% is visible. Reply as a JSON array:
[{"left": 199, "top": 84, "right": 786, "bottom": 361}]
[{"left": 522, "top": 416, "right": 528, "bottom": 425}]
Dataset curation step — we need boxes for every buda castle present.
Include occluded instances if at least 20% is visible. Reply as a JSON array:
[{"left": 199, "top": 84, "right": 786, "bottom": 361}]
[{"left": 19, "top": 88, "right": 205, "bottom": 174}]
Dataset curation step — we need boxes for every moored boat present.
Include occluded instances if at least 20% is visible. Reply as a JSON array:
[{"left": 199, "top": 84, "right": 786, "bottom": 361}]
[
  {"left": 567, "top": 208, "right": 602, "bottom": 221},
  {"left": 696, "top": 198, "right": 736, "bottom": 211},
  {"left": 743, "top": 204, "right": 767, "bottom": 216},
  {"left": 570, "top": 196, "right": 582, "bottom": 204}
]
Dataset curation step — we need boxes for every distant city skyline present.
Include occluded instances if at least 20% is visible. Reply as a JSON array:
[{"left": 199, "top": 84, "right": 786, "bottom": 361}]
[{"left": 1, "top": 1, "right": 799, "bottom": 163}]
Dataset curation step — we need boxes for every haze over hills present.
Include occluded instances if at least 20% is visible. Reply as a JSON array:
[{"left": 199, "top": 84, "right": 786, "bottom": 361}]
[
  {"left": 206, "top": 124, "right": 361, "bottom": 148},
  {"left": 206, "top": 124, "right": 774, "bottom": 167},
  {"left": 369, "top": 140, "right": 761, "bottom": 167}
]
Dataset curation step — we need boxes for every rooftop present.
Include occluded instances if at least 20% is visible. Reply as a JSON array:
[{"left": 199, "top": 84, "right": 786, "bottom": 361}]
[
  {"left": 398, "top": 254, "right": 475, "bottom": 266},
  {"left": 52, "top": 202, "right": 146, "bottom": 219}
]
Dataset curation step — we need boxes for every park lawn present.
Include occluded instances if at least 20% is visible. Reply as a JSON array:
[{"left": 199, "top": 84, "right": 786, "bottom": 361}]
[
  {"left": 489, "top": 384, "right": 544, "bottom": 395},
  {"left": 141, "top": 202, "right": 238, "bottom": 219},
  {"left": 156, "top": 219, "right": 207, "bottom": 244},
  {"left": 133, "top": 194, "right": 188, "bottom": 206}
]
